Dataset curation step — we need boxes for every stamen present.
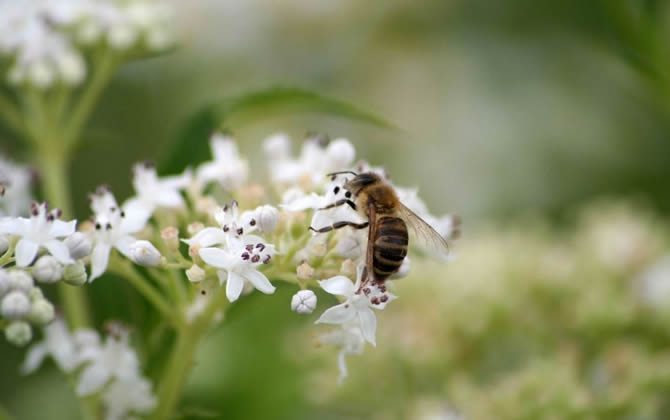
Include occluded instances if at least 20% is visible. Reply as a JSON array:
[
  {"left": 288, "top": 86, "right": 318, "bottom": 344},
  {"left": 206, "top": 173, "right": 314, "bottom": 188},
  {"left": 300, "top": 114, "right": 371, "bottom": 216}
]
[
  {"left": 95, "top": 223, "right": 102, "bottom": 230},
  {"left": 334, "top": 186, "right": 340, "bottom": 194},
  {"left": 241, "top": 252, "right": 250, "bottom": 260},
  {"left": 249, "top": 219, "right": 256, "bottom": 226},
  {"left": 370, "top": 297, "right": 380, "bottom": 305},
  {"left": 345, "top": 191, "right": 352, "bottom": 198},
  {"left": 236, "top": 228, "right": 243, "bottom": 235},
  {"left": 263, "top": 255, "right": 271, "bottom": 264},
  {"left": 105, "top": 223, "right": 112, "bottom": 230},
  {"left": 255, "top": 243, "right": 265, "bottom": 251},
  {"left": 251, "top": 255, "right": 260, "bottom": 263},
  {"left": 245, "top": 244, "right": 254, "bottom": 252},
  {"left": 380, "top": 295, "right": 388, "bottom": 303},
  {"left": 223, "top": 225, "right": 229, "bottom": 232}
]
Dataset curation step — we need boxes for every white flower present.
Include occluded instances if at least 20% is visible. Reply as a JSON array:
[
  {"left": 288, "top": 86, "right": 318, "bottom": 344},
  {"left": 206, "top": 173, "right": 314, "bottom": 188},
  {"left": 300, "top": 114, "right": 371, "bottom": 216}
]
[
  {"left": 315, "top": 266, "right": 396, "bottom": 346},
  {"left": 1, "top": 290, "right": 31, "bottom": 319},
  {"left": 253, "top": 205, "right": 280, "bottom": 233},
  {"left": 65, "top": 231, "right": 93, "bottom": 259},
  {"left": 0, "top": 156, "right": 33, "bottom": 217},
  {"left": 291, "top": 290, "right": 317, "bottom": 314},
  {"left": 0, "top": 202, "right": 75, "bottom": 267},
  {"left": 199, "top": 236, "right": 275, "bottom": 302},
  {"left": 195, "top": 133, "right": 249, "bottom": 190},
  {"left": 265, "top": 135, "right": 356, "bottom": 187},
  {"left": 101, "top": 375, "right": 157, "bottom": 420},
  {"left": 76, "top": 331, "right": 140, "bottom": 396},
  {"left": 129, "top": 240, "right": 162, "bottom": 267},
  {"left": 123, "top": 162, "right": 190, "bottom": 224},
  {"left": 184, "top": 200, "right": 259, "bottom": 251},
  {"left": 318, "top": 322, "right": 365, "bottom": 384},
  {"left": 32, "top": 255, "right": 64, "bottom": 283},
  {"left": 88, "top": 188, "right": 146, "bottom": 281},
  {"left": 23, "top": 319, "right": 82, "bottom": 373}
]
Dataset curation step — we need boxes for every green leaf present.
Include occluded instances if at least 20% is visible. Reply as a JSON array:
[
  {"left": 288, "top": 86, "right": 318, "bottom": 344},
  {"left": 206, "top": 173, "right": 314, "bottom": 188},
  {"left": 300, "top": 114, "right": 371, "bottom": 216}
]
[{"left": 159, "top": 87, "right": 397, "bottom": 174}]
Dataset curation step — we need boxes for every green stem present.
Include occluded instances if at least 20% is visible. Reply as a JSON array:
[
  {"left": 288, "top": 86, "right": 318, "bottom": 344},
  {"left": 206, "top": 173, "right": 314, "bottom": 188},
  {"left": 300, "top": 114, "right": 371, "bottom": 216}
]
[
  {"left": 151, "top": 286, "right": 230, "bottom": 420},
  {"left": 38, "top": 154, "right": 92, "bottom": 330},
  {"left": 0, "top": 93, "right": 25, "bottom": 137},
  {"left": 109, "top": 258, "right": 182, "bottom": 329},
  {"left": 0, "top": 404, "right": 17, "bottom": 420}
]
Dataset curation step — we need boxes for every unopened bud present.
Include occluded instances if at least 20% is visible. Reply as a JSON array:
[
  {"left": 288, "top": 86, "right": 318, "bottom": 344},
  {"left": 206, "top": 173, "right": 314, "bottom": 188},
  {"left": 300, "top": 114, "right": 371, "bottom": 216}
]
[
  {"left": 296, "top": 262, "right": 314, "bottom": 280},
  {"left": 5, "top": 321, "right": 32, "bottom": 346},
  {"left": 255, "top": 205, "right": 279, "bottom": 233},
  {"left": 33, "top": 256, "right": 63, "bottom": 284},
  {"left": 29, "top": 287, "right": 44, "bottom": 301},
  {"left": 63, "top": 261, "right": 87, "bottom": 286},
  {"left": 187, "top": 222, "right": 205, "bottom": 236},
  {"left": 186, "top": 265, "right": 205, "bottom": 283},
  {"left": 129, "top": 240, "right": 162, "bottom": 267},
  {"left": 65, "top": 232, "right": 92, "bottom": 259},
  {"left": 291, "top": 290, "right": 317, "bottom": 314},
  {"left": 1, "top": 291, "right": 31, "bottom": 319},
  {"left": 0, "top": 234, "right": 8, "bottom": 255},
  {"left": 161, "top": 227, "right": 180, "bottom": 252},
  {"left": 7, "top": 271, "right": 34, "bottom": 293},
  {"left": 0, "top": 269, "right": 9, "bottom": 297},
  {"left": 29, "top": 299, "right": 55, "bottom": 324}
]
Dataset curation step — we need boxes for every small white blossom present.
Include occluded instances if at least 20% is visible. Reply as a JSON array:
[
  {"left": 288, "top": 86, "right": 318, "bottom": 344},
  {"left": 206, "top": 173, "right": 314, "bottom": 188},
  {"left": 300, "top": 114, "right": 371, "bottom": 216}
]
[
  {"left": 88, "top": 188, "right": 146, "bottom": 281},
  {"left": 196, "top": 134, "right": 249, "bottom": 191},
  {"left": 65, "top": 231, "right": 93, "bottom": 259},
  {"left": 318, "top": 322, "right": 365, "bottom": 384},
  {"left": 129, "top": 240, "right": 162, "bottom": 267},
  {"left": 5, "top": 320, "right": 31, "bottom": 346},
  {"left": 291, "top": 289, "right": 317, "bottom": 314},
  {"left": 0, "top": 156, "right": 33, "bottom": 217},
  {"left": 184, "top": 201, "right": 259, "bottom": 251},
  {"left": 1, "top": 290, "right": 31, "bottom": 319},
  {"left": 0, "top": 202, "right": 75, "bottom": 267},
  {"left": 32, "top": 255, "right": 64, "bottom": 283},
  {"left": 199, "top": 236, "right": 275, "bottom": 302},
  {"left": 22, "top": 319, "right": 97, "bottom": 374},
  {"left": 253, "top": 205, "right": 280, "bottom": 233},
  {"left": 316, "top": 265, "right": 396, "bottom": 346},
  {"left": 101, "top": 375, "right": 157, "bottom": 420},
  {"left": 123, "top": 162, "right": 190, "bottom": 224}
]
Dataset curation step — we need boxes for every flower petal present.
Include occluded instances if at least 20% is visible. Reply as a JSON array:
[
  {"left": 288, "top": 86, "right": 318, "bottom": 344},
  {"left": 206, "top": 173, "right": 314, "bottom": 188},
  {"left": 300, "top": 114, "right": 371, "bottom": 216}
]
[
  {"left": 21, "top": 343, "right": 48, "bottom": 374},
  {"left": 226, "top": 271, "right": 245, "bottom": 302},
  {"left": 155, "top": 188, "right": 184, "bottom": 208},
  {"left": 315, "top": 303, "right": 356, "bottom": 325},
  {"left": 89, "top": 242, "right": 112, "bottom": 281},
  {"left": 48, "top": 219, "right": 76, "bottom": 238},
  {"left": 319, "top": 276, "right": 354, "bottom": 297},
  {"left": 241, "top": 268, "right": 275, "bottom": 295},
  {"left": 76, "top": 364, "right": 111, "bottom": 396},
  {"left": 185, "top": 227, "right": 226, "bottom": 248},
  {"left": 199, "top": 247, "right": 234, "bottom": 269},
  {"left": 0, "top": 217, "right": 29, "bottom": 236},
  {"left": 281, "top": 193, "right": 324, "bottom": 212},
  {"left": 114, "top": 235, "right": 136, "bottom": 258},
  {"left": 358, "top": 307, "right": 377, "bottom": 346},
  {"left": 45, "top": 239, "right": 74, "bottom": 264},
  {"left": 120, "top": 199, "right": 150, "bottom": 233},
  {"left": 15, "top": 238, "right": 39, "bottom": 267}
]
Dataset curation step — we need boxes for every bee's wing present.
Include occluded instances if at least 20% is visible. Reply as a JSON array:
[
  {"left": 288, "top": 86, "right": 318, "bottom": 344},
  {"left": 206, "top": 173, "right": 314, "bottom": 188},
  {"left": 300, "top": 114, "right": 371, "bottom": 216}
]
[{"left": 397, "top": 203, "right": 450, "bottom": 259}]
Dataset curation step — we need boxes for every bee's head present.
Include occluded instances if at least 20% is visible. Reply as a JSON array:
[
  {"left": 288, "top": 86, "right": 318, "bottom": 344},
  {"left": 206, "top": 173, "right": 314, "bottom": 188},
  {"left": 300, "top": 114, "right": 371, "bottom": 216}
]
[{"left": 343, "top": 172, "right": 380, "bottom": 196}]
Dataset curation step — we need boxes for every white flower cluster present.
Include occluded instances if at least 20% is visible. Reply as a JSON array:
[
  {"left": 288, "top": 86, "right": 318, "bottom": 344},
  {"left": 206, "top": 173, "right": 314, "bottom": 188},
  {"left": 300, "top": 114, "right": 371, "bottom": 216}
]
[
  {"left": 23, "top": 320, "right": 156, "bottom": 420},
  {"left": 0, "top": 0, "right": 173, "bottom": 88},
  {"left": 0, "top": 156, "right": 34, "bottom": 217}
]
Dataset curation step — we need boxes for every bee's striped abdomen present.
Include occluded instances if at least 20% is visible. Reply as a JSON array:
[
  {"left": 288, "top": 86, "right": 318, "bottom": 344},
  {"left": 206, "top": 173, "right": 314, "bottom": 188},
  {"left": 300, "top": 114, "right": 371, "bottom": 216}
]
[{"left": 372, "top": 216, "right": 408, "bottom": 281}]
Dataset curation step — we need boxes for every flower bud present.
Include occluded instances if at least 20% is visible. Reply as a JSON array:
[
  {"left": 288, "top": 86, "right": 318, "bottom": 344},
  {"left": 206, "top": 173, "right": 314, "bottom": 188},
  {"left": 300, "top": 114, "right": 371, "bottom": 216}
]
[
  {"left": 0, "top": 269, "right": 9, "bottom": 297},
  {"left": 130, "top": 240, "right": 162, "bottom": 267},
  {"left": 33, "top": 256, "right": 64, "bottom": 284},
  {"left": 7, "top": 271, "right": 34, "bottom": 293},
  {"left": 63, "top": 261, "right": 88, "bottom": 286},
  {"left": 29, "top": 299, "right": 55, "bottom": 325},
  {"left": 291, "top": 290, "right": 317, "bottom": 315},
  {"left": 0, "top": 234, "right": 8, "bottom": 255},
  {"left": 326, "top": 138, "right": 355, "bottom": 169},
  {"left": 296, "top": 262, "right": 314, "bottom": 280},
  {"left": 187, "top": 222, "right": 205, "bottom": 236},
  {"left": 57, "top": 52, "right": 86, "bottom": 85},
  {"left": 29, "top": 287, "right": 44, "bottom": 301},
  {"left": 1, "top": 291, "right": 31, "bottom": 319},
  {"left": 161, "top": 227, "right": 180, "bottom": 252},
  {"left": 65, "top": 232, "right": 92, "bottom": 259},
  {"left": 263, "top": 133, "right": 291, "bottom": 160},
  {"left": 5, "top": 321, "right": 32, "bottom": 346},
  {"left": 255, "top": 205, "right": 279, "bottom": 233},
  {"left": 186, "top": 265, "right": 205, "bottom": 283}
]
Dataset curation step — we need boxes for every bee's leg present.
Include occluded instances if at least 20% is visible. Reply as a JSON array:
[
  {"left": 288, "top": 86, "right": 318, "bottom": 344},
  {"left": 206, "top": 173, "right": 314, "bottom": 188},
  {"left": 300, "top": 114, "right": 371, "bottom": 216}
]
[
  {"left": 309, "top": 221, "right": 369, "bottom": 233},
  {"left": 365, "top": 201, "right": 377, "bottom": 284},
  {"left": 319, "top": 199, "right": 357, "bottom": 211}
]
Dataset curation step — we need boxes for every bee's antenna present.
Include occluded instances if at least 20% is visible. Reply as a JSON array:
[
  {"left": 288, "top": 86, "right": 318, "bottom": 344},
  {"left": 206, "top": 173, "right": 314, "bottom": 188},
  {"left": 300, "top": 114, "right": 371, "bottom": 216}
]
[{"left": 326, "top": 171, "right": 358, "bottom": 178}]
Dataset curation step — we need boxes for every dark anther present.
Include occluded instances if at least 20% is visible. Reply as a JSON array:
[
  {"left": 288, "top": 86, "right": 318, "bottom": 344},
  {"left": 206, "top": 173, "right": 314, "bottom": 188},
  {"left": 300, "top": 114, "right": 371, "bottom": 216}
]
[
  {"left": 54, "top": 208, "right": 62, "bottom": 218},
  {"left": 236, "top": 228, "right": 243, "bottom": 235},
  {"left": 46, "top": 214, "right": 54, "bottom": 222},
  {"left": 363, "top": 287, "right": 371, "bottom": 296},
  {"left": 201, "top": 290, "right": 207, "bottom": 295},
  {"left": 380, "top": 295, "right": 388, "bottom": 303},
  {"left": 344, "top": 304, "right": 350, "bottom": 308},
  {"left": 345, "top": 191, "right": 352, "bottom": 198},
  {"left": 232, "top": 200, "right": 238, "bottom": 208},
  {"left": 223, "top": 225, "right": 229, "bottom": 232},
  {"left": 255, "top": 243, "right": 265, "bottom": 251},
  {"left": 31, "top": 208, "right": 39, "bottom": 216},
  {"left": 95, "top": 223, "right": 102, "bottom": 230},
  {"left": 110, "top": 206, "right": 116, "bottom": 212},
  {"left": 241, "top": 252, "right": 250, "bottom": 260},
  {"left": 333, "top": 186, "right": 340, "bottom": 194},
  {"left": 120, "top": 211, "right": 125, "bottom": 218},
  {"left": 380, "top": 286, "right": 387, "bottom": 293},
  {"left": 249, "top": 219, "right": 256, "bottom": 226},
  {"left": 251, "top": 255, "right": 260, "bottom": 263},
  {"left": 245, "top": 244, "right": 254, "bottom": 252},
  {"left": 263, "top": 255, "right": 271, "bottom": 264},
  {"left": 223, "top": 204, "right": 228, "bottom": 212},
  {"left": 143, "top": 161, "right": 154, "bottom": 168},
  {"left": 330, "top": 174, "right": 337, "bottom": 181},
  {"left": 105, "top": 223, "right": 112, "bottom": 230},
  {"left": 370, "top": 297, "right": 380, "bottom": 305}
]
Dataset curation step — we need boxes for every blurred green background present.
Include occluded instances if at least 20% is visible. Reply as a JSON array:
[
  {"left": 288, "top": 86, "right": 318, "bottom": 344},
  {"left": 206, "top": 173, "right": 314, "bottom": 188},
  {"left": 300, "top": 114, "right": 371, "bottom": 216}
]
[{"left": 4, "top": 0, "right": 670, "bottom": 419}]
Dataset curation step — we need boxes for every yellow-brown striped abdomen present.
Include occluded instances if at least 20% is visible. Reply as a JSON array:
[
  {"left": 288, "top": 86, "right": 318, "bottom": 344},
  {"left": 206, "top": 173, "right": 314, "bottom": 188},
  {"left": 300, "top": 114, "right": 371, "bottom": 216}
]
[{"left": 373, "top": 216, "right": 408, "bottom": 281}]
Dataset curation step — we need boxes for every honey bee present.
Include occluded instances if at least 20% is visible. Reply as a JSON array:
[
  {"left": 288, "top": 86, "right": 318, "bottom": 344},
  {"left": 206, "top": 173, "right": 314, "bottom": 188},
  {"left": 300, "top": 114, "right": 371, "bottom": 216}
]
[{"left": 310, "top": 171, "right": 452, "bottom": 283}]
